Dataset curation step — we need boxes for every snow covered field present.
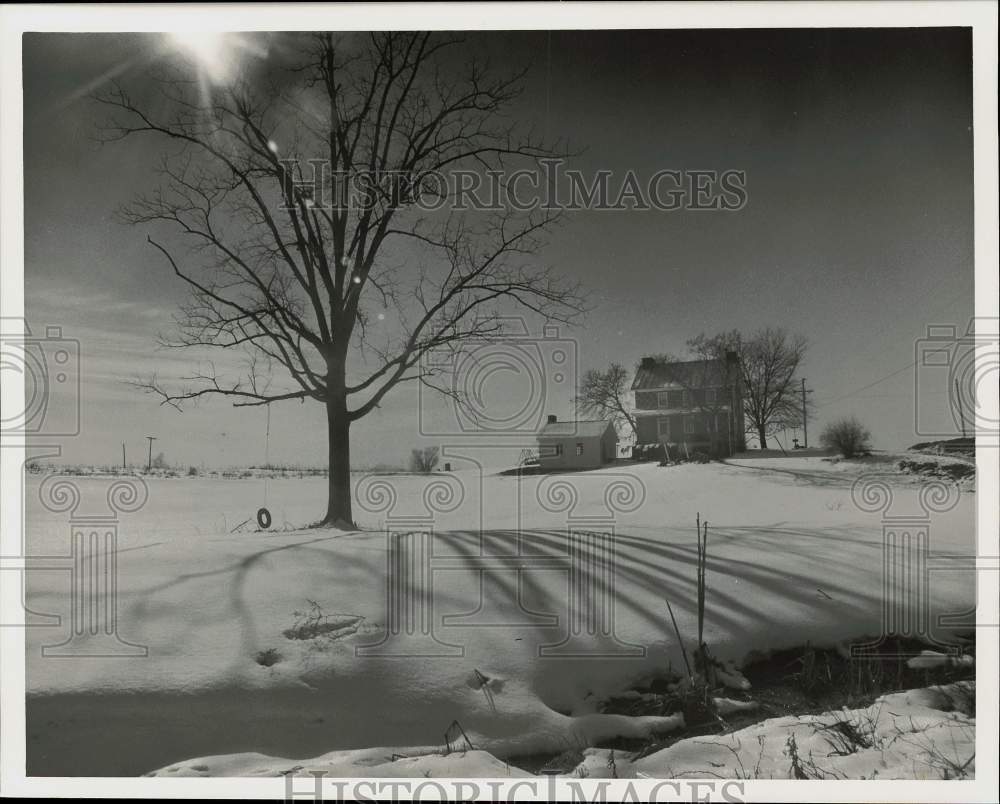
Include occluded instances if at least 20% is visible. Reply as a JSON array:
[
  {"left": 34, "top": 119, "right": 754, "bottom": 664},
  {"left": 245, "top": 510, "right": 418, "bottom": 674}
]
[{"left": 23, "top": 457, "right": 976, "bottom": 776}]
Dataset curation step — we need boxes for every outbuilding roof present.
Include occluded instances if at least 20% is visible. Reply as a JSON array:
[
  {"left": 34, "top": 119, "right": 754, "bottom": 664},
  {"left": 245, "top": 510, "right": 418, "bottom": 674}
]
[{"left": 537, "top": 420, "right": 614, "bottom": 438}]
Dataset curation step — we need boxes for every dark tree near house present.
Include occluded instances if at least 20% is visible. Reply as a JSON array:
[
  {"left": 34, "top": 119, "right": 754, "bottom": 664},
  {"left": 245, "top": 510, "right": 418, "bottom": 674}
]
[
  {"left": 102, "top": 33, "right": 584, "bottom": 527},
  {"left": 689, "top": 328, "right": 808, "bottom": 449},
  {"left": 575, "top": 363, "right": 638, "bottom": 441}
]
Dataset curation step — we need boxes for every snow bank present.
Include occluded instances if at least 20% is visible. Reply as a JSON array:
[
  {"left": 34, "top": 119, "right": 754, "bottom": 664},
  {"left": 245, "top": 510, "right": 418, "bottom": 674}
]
[
  {"left": 148, "top": 747, "right": 533, "bottom": 778},
  {"left": 631, "top": 681, "right": 975, "bottom": 780},
  {"left": 552, "top": 682, "right": 975, "bottom": 781}
]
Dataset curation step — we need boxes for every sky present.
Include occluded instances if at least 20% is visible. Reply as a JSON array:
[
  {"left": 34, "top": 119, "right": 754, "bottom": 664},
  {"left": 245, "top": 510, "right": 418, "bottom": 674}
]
[{"left": 21, "top": 28, "right": 974, "bottom": 469}]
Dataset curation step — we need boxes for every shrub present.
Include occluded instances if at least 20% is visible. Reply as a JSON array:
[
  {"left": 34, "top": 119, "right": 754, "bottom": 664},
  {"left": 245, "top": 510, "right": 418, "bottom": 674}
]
[
  {"left": 187, "top": 466, "right": 199, "bottom": 476},
  {"left": 409, "top": 446, "right": 440, "bottom": 474},
  {"left": 821, "top": 416, "right": 872, "bottom": 458},
  {"left": 254, "top": 647, "right": 281, "bottom": 667}
]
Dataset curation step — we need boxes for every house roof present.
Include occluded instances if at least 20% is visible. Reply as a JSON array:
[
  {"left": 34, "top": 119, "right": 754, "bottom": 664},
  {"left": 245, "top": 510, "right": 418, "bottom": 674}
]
[
  {"left": 537, "top": 420, "right": 613, "bottom": 438},
  {"left": 631, "top": 358, "right": 730, "bottom": 391}
]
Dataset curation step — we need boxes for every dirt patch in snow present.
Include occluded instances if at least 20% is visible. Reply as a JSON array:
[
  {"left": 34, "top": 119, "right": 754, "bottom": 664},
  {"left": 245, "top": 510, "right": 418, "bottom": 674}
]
[{"left": 897, "top": 458, "right": 975, "bottom": 483}]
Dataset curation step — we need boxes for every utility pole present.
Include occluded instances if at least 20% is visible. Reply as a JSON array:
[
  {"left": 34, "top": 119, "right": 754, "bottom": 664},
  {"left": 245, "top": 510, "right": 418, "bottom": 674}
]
[
  {"left": 145, "top": 435, "right": 157, "bottom": 472},
  {"left": 955, "top": 378, "right": 967, "bottom": 438},
  {"left": 801, "top": 379, "right": 813, "bottom": 448}
]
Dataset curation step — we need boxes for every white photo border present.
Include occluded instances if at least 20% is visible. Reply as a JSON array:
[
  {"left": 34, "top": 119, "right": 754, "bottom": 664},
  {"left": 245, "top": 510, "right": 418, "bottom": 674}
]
[{"left": 1, "top": 2, "right": 997, "bottom": 801}]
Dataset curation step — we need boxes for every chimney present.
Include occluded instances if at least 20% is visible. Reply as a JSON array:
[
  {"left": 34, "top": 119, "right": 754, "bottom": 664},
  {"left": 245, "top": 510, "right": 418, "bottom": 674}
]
[
  {"left": 547, "top": 414, "right": 557, "bottom": 424},
  {"left": 640, "top": 356, "right": 656, "bottom": 369}
]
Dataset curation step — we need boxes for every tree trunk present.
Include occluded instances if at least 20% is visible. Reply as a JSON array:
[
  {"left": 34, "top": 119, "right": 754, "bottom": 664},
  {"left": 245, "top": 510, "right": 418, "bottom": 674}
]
[
  {"left": 757, "top": 424, "right": 768, "bottom": 450},
  {"left": 323, "top": 388, "right": 355, "bottom": 529}
]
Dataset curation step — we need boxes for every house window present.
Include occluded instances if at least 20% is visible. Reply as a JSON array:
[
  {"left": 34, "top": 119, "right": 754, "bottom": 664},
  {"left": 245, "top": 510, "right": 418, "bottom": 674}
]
[
  {"left": 555, "top": 444, "right": 563, "bottom": 457},
  {"left": 667, "top": 390, "right": 684, "bottom": 408},
  {"left": 633, "top": 391, "right": 651, "bottom": 410},
  {"left": 657, "top": 391, "right": 669, "bottom": 409},
  {"left": 684, "top": 416, "right": 695, "bottom": 435},
  {"left": 705, "top": 388, "right": 717, "bottom": 404},
  {"left": 657, "top": 417, "right": 670, "bottom": 438},
  {"left": 682, "top": 390, "right": 692, "bottom": 408},
  {"left": 576, "top": 443, "right": 584, "bottom": 456}
]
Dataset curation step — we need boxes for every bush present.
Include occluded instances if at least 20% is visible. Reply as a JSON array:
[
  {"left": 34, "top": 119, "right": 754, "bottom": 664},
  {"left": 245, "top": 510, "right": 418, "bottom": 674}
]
[
  {"left": 820, "top": 416, "right": 871, "bottom": 458},
  {"left": 409, "top": 446, "right": 440, "bottom": 473},
  {"left": 254, "top": 647, "right": 281, "bottom": 667}
]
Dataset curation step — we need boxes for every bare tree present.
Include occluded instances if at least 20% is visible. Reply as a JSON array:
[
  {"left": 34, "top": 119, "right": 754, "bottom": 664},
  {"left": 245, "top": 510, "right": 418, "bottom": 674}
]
[
  {"left": 575, "top": 363, "right": 638, "bottom": 441},
  {"left": 409, "top": 446, "right": 440, "bottom": 474},
  {"left": 689, "top": 328, "right": 807, "bottom": 449},
  {"left": 99, "top": 33, "right": 584, "bottom": 527}
]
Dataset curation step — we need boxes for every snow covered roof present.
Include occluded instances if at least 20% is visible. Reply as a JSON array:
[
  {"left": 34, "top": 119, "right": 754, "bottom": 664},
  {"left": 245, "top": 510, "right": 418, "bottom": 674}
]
[
  {"left": 537, "top": 419, "right": 613, "bottom": 438},
  {"left": 631, "top": 358, "right": 730, "bottom": 391}
]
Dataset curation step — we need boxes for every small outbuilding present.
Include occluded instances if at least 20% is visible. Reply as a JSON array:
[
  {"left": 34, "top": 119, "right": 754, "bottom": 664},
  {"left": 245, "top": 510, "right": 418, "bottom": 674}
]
[{"left": 536, "top": 415, "right": 618, "bottom": 471}]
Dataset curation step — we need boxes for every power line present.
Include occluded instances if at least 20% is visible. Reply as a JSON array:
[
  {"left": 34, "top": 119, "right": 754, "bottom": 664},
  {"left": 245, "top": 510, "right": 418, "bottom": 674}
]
[
  {"left": 814, "top": 281, "right": 973, "bottom": 410},
  {"left": 814, "top": 359, "right": 917, "bottom": 408},
  {"left": 832, "top": 390, "right": 949, "bottom": 400}
]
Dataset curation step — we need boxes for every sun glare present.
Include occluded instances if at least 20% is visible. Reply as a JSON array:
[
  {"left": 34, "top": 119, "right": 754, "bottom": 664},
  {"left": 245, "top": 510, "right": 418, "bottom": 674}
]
[{"left": 166, "top": 32, "right": 235, "bottom": 83}]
